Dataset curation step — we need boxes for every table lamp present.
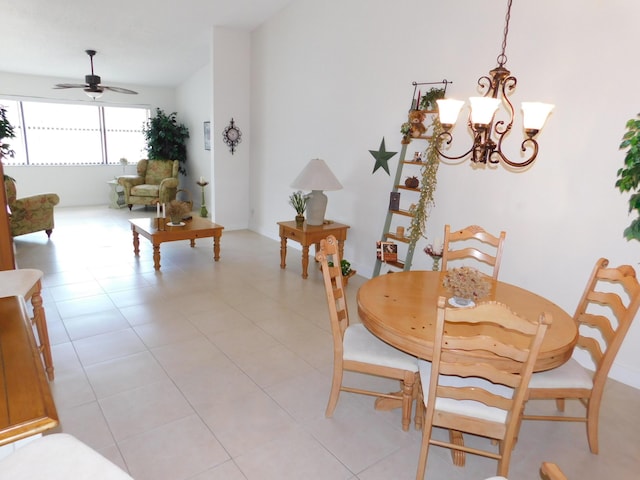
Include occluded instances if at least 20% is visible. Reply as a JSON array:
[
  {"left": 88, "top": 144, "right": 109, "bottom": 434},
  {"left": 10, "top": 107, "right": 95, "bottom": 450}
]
[{"left": 290, "top": 158, "right": 343, "bottom": 226}]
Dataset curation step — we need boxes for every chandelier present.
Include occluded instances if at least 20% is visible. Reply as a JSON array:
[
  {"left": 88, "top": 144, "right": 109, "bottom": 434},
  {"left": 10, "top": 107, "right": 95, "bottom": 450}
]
[{"left": 436, "top": 0, "right": 554, "bottom": 168}]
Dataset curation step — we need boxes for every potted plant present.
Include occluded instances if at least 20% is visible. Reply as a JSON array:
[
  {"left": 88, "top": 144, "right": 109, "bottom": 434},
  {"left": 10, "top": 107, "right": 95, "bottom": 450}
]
[
  {"left": 419, "top": 87, "right": 445, "bottom": 111},
  {"left": 289, "top": 190, "right": 307, "bottom": 227},
  {"left": 616, "top": 113, "right": 640, "bottom": 241},
  {"left": 1, "top": 105, "right": 16, "bottom": 181},
  {"left": 400, "top": 122, "right": 411, "bottom": 144},
  {"left": 328, "top": 258, "right": 357, "bottom": 286},
  {"left": 143, "top": 108, "right": 190, "bottom": 176}
]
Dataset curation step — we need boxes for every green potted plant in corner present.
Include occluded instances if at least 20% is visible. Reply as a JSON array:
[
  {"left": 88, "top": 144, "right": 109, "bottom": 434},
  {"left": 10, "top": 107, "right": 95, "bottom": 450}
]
[
  {"left": 143, "top": 108, "right": 190, "bottom": 175},
  {"left": 1, "top": 105, "right": 16, "bottom": 181},
  {"left": 289, "top": 190, "right": 307, "bottom": 227},
  {"left": 616, "top": 113, "right": 640, "bottom": 241}
]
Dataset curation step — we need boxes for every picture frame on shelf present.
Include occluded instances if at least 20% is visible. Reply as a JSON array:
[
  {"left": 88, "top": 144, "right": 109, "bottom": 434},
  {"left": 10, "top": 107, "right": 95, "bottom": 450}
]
[{"left": 204, "top": 121, "right": 211, "bottom": 151}]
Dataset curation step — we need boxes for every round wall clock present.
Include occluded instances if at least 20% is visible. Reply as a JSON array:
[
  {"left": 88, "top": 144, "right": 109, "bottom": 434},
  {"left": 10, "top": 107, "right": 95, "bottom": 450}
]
[{"left": 222, "top": 118, "right": 242, "bottom": 154}]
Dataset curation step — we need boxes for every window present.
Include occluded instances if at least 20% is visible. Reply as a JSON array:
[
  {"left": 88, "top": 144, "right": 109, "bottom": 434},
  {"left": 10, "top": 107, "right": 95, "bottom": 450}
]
[{"left": 0, "top": 99, "right": 149, "bottom": 166}]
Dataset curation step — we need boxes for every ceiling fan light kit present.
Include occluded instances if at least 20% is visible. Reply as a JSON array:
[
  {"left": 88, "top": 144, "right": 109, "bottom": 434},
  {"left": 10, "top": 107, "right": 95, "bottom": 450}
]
[{"left": 54, "top": 49, "right": 138, "bottom": 99}]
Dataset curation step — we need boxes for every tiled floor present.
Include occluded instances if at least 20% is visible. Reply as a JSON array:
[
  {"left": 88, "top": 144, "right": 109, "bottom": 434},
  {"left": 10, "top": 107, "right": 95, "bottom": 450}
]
[{"left": 10, "top": 206, "right": 640, "bottom": 479}]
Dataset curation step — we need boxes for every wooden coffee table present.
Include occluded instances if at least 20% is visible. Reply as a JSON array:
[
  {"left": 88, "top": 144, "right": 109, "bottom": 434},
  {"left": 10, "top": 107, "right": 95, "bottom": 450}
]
[{"left": 129, "top": 216, "right": 224, "bottom": 271}]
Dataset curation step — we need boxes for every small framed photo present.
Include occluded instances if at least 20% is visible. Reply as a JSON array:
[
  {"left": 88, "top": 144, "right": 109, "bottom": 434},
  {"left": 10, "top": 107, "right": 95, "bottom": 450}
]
[{"left": 204, "top": 121, "right": 211, "bottom": 151}]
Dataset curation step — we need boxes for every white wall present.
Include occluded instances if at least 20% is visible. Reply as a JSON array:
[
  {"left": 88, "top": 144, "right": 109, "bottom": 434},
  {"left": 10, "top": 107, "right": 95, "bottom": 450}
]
[
  {"left": 210, "top": 28, "right": 251, "bottom": 230},
  {"left": 176, "top": 63, "right": 212, "bottom": 213},
  {"left": 1, "top": 71, "right": 176, "bottom": 205},
  {"left": 249, "top": 0, "right": 640, "bottom": 388}
]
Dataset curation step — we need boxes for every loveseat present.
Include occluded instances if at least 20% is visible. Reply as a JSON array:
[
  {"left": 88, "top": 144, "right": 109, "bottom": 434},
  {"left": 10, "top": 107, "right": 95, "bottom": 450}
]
[
  {"left": 117, "top": 159, "right": 179, "bottom": 210},
  {"left": 4, "top": 177, "right": 60, "bottom": 238}
]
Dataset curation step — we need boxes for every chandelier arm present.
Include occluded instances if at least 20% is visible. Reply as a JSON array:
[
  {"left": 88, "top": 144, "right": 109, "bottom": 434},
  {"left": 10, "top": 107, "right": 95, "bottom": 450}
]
[
  {"left": 435, "top": 131, "right": 475, "bottom": 161},
  {"left": 496, "top": 137, "right": 539, "bottom": 168}
]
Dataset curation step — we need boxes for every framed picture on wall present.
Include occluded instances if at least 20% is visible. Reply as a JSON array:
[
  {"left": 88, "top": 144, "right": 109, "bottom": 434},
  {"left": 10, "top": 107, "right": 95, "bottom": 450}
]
[{"left": 204, "top": 121, "right": 211, "bottom": 151}]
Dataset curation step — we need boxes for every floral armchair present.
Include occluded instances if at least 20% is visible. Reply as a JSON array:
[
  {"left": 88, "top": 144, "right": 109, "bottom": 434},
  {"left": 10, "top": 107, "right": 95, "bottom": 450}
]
[
  {"left": 117, "top": 159, "right": 179, "bottom": 210},
  {"left": 4, "top": 177, "right": 60, "bottom": 238}
]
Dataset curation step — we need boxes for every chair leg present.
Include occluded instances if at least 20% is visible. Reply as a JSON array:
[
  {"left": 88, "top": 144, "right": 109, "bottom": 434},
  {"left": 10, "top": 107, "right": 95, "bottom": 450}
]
[
  {"left": 401, "top": 372, "right": 416, "bottom": 431},
  {"left": 415, "top": 421, "right": 433, "bottom": 480},
  {"left": 30, "top": 285, "right": 55, "bottom": 381},
  {"left": 586, "top": 398, "right": 600, "bottom": 454},
  {"left": 325, "top": 364, "right": 343, "bottom": 418},
  {"left": 128, "top": 204, "right": 133, "bottom": 210},
  {"left": 45, "top": 229, "right": 53, "bottom": 238},
  {"left": 555, "top": 398, "right": 565, "bottom": 411},
  {"left": 414, "top": 377, "right": 424, "bottom": 430}
]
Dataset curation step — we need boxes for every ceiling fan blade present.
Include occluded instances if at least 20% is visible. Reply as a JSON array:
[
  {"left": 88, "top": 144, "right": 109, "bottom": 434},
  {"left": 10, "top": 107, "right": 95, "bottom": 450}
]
[
  {"left": 54, "top": 83, "right": 87, "bottom": 89},
  {"left": 104, "top": 86, "right": 138, "bottom": 95}
]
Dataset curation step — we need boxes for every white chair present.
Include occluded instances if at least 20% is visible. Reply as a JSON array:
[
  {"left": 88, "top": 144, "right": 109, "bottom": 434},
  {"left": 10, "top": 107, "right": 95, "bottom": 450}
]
[
  {"left": 524, "top": 257, "right": 640, "bottom": 454},
  {"left": 0, "top": 434, "right": 133, "bottom": 479},
  {"left": 0, "top": 268, "right": 54, "bottom": 380},
  {"left": 416, "top": 297, "right": 551, "bottom": 479},
  {"left": 316, "top": 235, "right": 421, "bottom": 431}
]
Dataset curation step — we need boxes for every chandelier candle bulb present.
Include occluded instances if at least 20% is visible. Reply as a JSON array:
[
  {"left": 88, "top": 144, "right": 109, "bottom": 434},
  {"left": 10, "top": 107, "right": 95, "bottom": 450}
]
[
  {"left": 521, "top": 102, "right": 555, "bottom": 133},
  {"left": 469, "top": 97, "right": 501, "bottom": 125},
  {"left": 437, "top": 99, "right": 465, "bottom": 127}
]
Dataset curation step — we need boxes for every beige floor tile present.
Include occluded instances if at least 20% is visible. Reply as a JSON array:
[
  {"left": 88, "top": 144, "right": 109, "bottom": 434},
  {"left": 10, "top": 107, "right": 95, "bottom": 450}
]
[
  {"left": 73, "top": 328, "right": 147, "bottom": 366},
  {"left": 234, "top": 426, "right": 352, "bottom": 480},
  {"left": 199, "top": 390, "right": 299, "bottom": 457},
  {"left": 118, "top": 415, "right": 229, "bottom": 480},
  {"left": 98, "top": 379, "right": 194, "bottom": 441},
  {"left": 62, "top": 308, "right": 130, "bottom": 340},
  {"left": 84, "top": 350, "right": 169, "bottom": 398}
]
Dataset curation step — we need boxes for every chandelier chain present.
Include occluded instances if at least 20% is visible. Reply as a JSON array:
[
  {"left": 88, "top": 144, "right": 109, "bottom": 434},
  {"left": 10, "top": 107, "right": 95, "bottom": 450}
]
[{"left": 497, "top": 0, "right": 513, "bottom": 67}]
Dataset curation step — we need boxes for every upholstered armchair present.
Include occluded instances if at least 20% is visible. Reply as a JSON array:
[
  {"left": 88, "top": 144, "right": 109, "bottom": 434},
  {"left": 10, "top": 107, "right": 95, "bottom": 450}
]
[
  {"left": 4, "top": 177, "right": 60, "bottom": 238},
  {"left": 117, "top": 159, "right": 179, "bottom": 210}
]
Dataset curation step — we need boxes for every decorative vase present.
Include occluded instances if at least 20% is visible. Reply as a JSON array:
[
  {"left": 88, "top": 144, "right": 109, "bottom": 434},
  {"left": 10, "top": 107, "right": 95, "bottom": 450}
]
[{"left": 295, "top": 215, "right": 305, "bottom": 227}]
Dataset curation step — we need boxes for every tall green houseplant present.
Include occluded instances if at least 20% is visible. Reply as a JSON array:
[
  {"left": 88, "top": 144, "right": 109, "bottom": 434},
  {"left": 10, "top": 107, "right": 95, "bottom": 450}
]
[
  {"left": 143, "top": 108, "right": 190, "bottom": 175},
  {"left": 616, "top": 113, "right": 640, "bottom": 241},
  {"left": 1, "top": 105, "right": 16, "bottom": 181}
]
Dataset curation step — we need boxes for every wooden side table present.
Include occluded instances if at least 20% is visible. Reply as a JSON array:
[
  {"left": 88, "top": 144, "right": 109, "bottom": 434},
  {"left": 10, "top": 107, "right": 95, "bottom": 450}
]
[{"left": 278, "top": 220, "right": 350, "bottom": 278}]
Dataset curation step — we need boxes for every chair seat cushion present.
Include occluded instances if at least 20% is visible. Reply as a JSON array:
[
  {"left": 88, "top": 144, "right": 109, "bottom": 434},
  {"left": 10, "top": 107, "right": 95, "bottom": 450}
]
[
  {"left": 0, "top": 269, "right": 43, "bottom": 298},
  {"left": 344, "top": 324, "right": 418, "bottom": 372},
  {"left": 0, "top": 433, "right": 133, "bottom": 479},
  {"left": 528, "top": 358, "right": 593, "bottom": 389},
  {"left": 130, "top": 184, "right": 160, "bottom": 198},
  {"left": 419, "top": 359, "right": 512, "bottom": 423}
]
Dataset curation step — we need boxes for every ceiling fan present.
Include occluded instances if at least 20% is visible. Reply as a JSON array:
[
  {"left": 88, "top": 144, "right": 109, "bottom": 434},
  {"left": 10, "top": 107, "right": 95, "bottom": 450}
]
[{"left": 54, "top": 49, "right": 138, "bottom": 99}]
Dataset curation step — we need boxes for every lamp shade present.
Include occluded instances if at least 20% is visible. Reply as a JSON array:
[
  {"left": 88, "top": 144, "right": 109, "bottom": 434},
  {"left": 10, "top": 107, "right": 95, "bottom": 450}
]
[
  {"left": 521, "top": 102, "right": 555, "bottom": 131},
  {"left": 469, "top": 97, "right": 501, "bottom": 125},
  {"left": 290, "top": 158, "right": 343, "bottom": 191}
]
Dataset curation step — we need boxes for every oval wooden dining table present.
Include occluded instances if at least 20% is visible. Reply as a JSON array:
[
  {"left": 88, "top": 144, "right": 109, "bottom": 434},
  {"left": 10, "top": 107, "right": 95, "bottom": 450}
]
[{"left": 357, "top": 270, "right": 578, "bottom": 372}]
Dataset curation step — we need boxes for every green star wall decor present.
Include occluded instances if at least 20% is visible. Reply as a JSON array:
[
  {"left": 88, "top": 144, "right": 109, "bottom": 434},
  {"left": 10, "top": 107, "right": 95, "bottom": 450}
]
[{"left": 369, "top": 137, "right": 397, "bottom": 175}]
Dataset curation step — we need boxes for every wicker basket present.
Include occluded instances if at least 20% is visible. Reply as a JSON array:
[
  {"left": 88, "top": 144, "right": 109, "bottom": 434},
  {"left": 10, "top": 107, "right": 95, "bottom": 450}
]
[{"left": 176, "top": 189, "right": 193, "bottom": 211}]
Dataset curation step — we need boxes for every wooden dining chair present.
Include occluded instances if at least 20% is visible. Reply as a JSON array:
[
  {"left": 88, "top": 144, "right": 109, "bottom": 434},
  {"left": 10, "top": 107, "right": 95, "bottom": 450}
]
[
  {"left": 441, "top": 224, "right": 506, "bottom": 280},
  {"left": 316, "top": 235, "right": 420, "bottom": 431},
  {"left": 416, "top": 297, "right": 551, "bottom": 479},
  {"left": 523, "top": 257, "right": 640, "bottom": 454},
  {"left": 0, "top": 268, "right": 54, "bottom": 380},
  {"left": 540, "top": 462, "right": 568, "bottom": 480}
]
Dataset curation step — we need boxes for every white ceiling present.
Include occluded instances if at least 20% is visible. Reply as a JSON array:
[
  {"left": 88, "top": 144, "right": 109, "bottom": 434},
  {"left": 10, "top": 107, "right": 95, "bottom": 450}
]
[{"left": 1, "top": 0, "right": 294, "bottom": 89}]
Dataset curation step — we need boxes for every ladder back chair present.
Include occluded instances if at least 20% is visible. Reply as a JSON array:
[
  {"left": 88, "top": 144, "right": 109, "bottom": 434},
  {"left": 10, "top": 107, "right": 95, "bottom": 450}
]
[
  {"left": 441, "top": 224, "right": 506, "bottom": 281},
  {"left": 524, "top": 257, "right": 640, "bottom": 454},
  {"left": 416, "top": 297, "right": 551, "bottom": 479},
  {"left": 316, "top": 235, "right": 420, "bottom": 431},
  {"left": 540, "top": 462, "right": 568, "bottom": 480}
]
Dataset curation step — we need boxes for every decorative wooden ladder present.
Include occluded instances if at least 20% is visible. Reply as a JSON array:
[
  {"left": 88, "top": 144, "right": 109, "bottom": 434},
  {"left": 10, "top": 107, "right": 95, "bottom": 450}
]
[{"left": 372, "top": 131, "right": 432, "bottom": 276}]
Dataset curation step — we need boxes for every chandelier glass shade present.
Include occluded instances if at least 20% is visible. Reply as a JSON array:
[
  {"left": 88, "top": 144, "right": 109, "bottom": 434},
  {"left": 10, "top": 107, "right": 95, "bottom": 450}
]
[{"left": 436, "top": 0, "right": 554, "bottom": 168}]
